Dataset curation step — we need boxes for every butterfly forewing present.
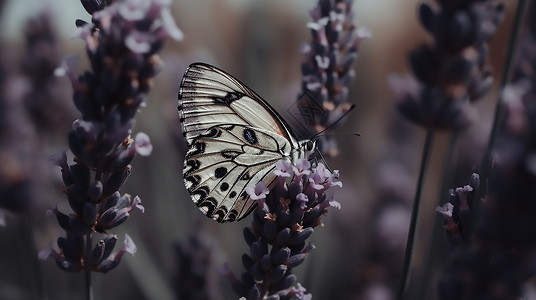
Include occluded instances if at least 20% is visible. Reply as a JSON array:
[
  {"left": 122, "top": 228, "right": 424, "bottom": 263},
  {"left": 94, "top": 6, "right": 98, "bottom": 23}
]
[
  {"left": 179, "top": 63, "right": 297, "bottom": 146},
  {"left": 178, "top": 63, "right": 308, "bottom": 222}
]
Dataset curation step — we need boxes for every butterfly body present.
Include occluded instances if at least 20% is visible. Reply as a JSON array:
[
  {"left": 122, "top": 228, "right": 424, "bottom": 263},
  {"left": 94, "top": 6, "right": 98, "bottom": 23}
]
[{"left": 178, "top": 63, "right": 314, "bottom": 222}]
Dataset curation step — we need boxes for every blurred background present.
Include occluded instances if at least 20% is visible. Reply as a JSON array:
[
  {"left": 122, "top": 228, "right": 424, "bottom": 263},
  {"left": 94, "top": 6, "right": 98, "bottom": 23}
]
[{"left": 0, "top": 0, "right": 519, "bottom": 299}]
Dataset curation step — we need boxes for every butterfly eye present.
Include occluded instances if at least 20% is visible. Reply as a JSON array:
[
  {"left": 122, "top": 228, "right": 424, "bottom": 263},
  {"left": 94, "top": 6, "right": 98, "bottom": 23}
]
[{"left": 306, "top": 141, "right": 315, "bottom": 152}]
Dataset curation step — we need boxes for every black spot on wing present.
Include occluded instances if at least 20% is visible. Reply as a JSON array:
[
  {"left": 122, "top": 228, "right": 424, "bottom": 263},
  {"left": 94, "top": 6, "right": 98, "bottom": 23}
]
[
  {"left": 215, "top": 167, "right": 227, "bottom": 178},
  {"left": 220, "top": 182, "right": 229, "bottom": 191},
  {"left": 200, "top": 127, "right": 222, "bottom": 138},
  {"left": 189, "top": 141, "right": 206, "bottom": 156},
  {"left": 221, "top": 150, "right": 241, "bottom": 159},
  {"left": 229, "top": 191, "right": 237, "bottom": 198},
  {"left": 213, "top": 92, "right": 244, "bottom": 106},
  {"left": 225, "top": 210, "right": 238, "bottom": 222},
  {"left": 241, "top": 172, "right": 251, "bottom": 181},
  {"left": 185, "top": 159, "right": 201, "bottom": 173},
  {"left": 243, "top": 128, "right": 257, "bottom": 145},
  {"left": 210, "top": 205, "right": 227, "bottom": 222},
  {"left": 191, "top": 186, "right": 209, "bottom": 203}
]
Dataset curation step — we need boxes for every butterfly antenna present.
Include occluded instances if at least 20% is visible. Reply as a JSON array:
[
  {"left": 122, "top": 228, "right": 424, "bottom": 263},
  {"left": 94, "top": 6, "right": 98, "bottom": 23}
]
[{"left": 310, "top": 104, "right": 356, "bottom": 140}]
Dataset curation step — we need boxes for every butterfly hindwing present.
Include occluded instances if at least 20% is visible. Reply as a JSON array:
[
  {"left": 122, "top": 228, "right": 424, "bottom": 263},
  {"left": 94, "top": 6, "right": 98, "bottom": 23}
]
[{"left": 183, "top": 124, "right": 294, "bottom": 222}]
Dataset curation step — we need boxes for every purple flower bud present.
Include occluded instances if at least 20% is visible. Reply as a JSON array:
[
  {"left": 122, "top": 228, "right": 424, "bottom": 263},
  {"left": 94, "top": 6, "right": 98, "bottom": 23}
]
[
  {"left": 243, "top": 227, "right": 257, "bottom": 247},
  {"left": 287, "top": 253, "right": 307, "bottom": 269},
  {"left": 260, "top": 254, "right": 272, "bottom": 272},
  {"left": 90, "top": 239, "right": 106, "bottom": 266},
  {"left": 102, "top": 166, "right": 131, "bottom": 196},
  {"left": 290, "top": 227, "right": 314, "bottom": 246},
  {"left": 69, "top": 163, "right": 90, "bottom": 189},
  {"left": 250, "top": 241, "right": 265, "bottom": 261},
  {"left": 251, "top": 262, "right": 264, "bottom": 282},
  {"left": 269, "top": 264, "right": 288, "bottom": 282},
  {"left": 247, "top": 285, "right": 261, "bottom": 300},
  {"left": 275, "top": 227, "right": 291, "bottom": 246},
  {"left": 271, "top": 247, "right": 291, "bottom": 265},
  {"left": 88, "top": 180, "right": 103, "bottom": 202},
  {"left": 273, "top": 274, "right": 297, "bottom": 292},
  {"left": 263, "top": 220, "right": 278, "bottom": 241},
  {"left": 242, "top": 253, "right": 254, "bottom": 270},
  {"left": 82, "top": 202, "right": 97, "bottom": 225}
]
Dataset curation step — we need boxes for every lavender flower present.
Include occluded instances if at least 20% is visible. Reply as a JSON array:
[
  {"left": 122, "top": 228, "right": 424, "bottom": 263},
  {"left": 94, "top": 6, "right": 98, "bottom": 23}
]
[
  {"left": 391, "top": 0, "right": 505, "bottom": 130},
  {"left": 436, "top": 174, "right": 479, "bottom": 248},
  {"left": 438, "top": 7, "right": 536, "bottom": 296},
  {"left": 41, "top": 0, "right": 181, "bottom": 274},
  {"left": 0, "top": 11, "right": 66, "bottom": 220},
  {"left": 224, "top": 159, "right": 341, "bottom": 299},
  {"left": 299, "top": 0, "right": 368, "bottom": 156}
]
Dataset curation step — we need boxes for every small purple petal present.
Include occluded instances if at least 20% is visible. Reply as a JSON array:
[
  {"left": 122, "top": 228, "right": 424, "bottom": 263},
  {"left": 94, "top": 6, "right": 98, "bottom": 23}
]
[
  {"left": 274, "top": 160, "right": 293, "bottom": 177},
  {"left": 296, "top": 193, "right": 309, "bottom": 209},
  {"left": 436, "top": 203, "right": 454, "bottom": 218},
  {"left": 118, "top": 0, "right": 150, "bottom": 21},
  {"left": 131, "top": 196, "right": 145, "bottom": 213},
  {"left": 293, "top": 159, "right": 311, "bottom": 175},
  {"left": 326, "top": 169, "right": 343, "bottom": 188},
  {"left": 134, "top": 132, "right": 153, "bottom": 156},
  {"left": 329, "top": 198, "right": 341, "bottom": 209},
  {"left": 455, "top": 185, "right": 473, "bottom": 194},
  {"left": 125, "top": 31, "right": 154, "bottom": 54},
  {"left": 160, "top": 8, "right": 184, "bottom": 41},
  {"left": 122, "top": 234, "right": 137, "bottom": 255},
  {"left": 55, "top": 56, "right": 81, "bottom": 90},
  {"left": 246, "top": 182, "right": 269, "bottom": 200},
  {"left": 70, "top": 23, "right": 96, "bottom": 50},
  {"left": 38, "top": 242, "right": 62, "bottom": 261}
]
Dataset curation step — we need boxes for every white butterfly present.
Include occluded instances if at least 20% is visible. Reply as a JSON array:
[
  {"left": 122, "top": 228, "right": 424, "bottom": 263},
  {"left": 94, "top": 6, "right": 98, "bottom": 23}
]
[{"left": 178, "top": 63, "right": 316, "bottom": 222}]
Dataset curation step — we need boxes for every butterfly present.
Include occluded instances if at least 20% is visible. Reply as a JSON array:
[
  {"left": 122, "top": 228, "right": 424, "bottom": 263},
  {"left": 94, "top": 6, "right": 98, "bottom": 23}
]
[{"left": 178, "top": 63, "right": 316, "bottom": 222}]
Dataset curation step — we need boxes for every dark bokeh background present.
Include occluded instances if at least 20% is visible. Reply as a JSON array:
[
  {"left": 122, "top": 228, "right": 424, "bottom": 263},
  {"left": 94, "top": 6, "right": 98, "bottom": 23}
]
[{"left": 0, "top": 0, "right": 519, "bottom": 299}]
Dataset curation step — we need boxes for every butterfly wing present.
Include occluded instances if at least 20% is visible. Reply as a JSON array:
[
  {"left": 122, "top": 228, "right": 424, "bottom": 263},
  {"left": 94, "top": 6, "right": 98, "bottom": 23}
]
[
  {"left": 178, "top": 63, "right": 298, "bottom": 146},
  {"left": 178, "top": 63, "right": 303, "bottom": 222},
  {"left": 183, "top": 124, "right": 295, "bottom": 222}
]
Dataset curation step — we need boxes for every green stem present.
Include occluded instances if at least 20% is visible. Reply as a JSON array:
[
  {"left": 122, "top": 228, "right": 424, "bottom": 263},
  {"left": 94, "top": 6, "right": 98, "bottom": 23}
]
[
  {"left": 475, "top": 0, "right": 529, "bottom": 227},
  {"left": 85, "top": 234, "right": 94, "bottom": 300},
  {"left": 397, "top": 130, "right": 434, "bottom": 300},
  {"left": 416, "top": 131, "right": 460, "bottom": 299}
]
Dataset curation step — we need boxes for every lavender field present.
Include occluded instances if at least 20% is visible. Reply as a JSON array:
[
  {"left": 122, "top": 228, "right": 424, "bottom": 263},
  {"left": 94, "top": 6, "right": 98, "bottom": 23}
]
[{"left": 0, "top": 0, "right": 532, "bottom": 299}]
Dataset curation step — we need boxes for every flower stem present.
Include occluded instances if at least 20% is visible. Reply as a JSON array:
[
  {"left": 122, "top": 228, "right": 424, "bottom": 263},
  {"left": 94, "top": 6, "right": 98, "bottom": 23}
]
[
  {"left": 475, "top": 0, "right": 528, "bottom": 228},
  {"left": 85, "top": 234, "right": 93, "bottom": 300},
  {"left": 397, "top": 130, "right": 434, "bottom": 300},
  {"left": 417, "top": 131, "right": 460, "bottom": 299}
]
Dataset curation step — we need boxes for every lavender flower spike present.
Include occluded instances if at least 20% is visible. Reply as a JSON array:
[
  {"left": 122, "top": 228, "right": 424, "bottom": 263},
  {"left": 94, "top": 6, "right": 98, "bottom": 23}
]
[
  {"left": 300, "top": 0, "right": 368, "bottom": 156},
  {"left": 227, "top": 159, "right": 341, "bottom": 299},
  {"left": 392, "top": 0, "right": 505, "bottom": 130},
  {"left": 42, "top": 0, "right": 181, "bottom": 275}
]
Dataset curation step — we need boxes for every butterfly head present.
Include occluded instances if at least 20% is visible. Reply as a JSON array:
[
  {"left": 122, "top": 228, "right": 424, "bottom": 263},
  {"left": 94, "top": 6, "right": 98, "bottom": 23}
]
[{"left": 299, "top": 139, "right": 317, "bottom": 158}]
